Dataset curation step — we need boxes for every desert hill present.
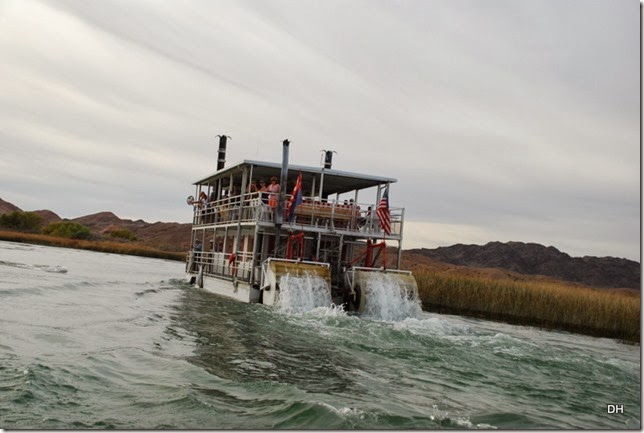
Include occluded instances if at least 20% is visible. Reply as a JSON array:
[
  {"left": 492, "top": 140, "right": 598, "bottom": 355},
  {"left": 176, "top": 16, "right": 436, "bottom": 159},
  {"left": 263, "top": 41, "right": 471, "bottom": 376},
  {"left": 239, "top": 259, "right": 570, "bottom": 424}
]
[
  {"left": 0, "top": 198, "right": 20, "bottom": 214},
  {"left": 1, "top": 201, "right": 191, "bottom": 253},
  {"left": 410, "top": 241, "right": 640, "bottom": 290},
  {"left": 68, "top": 211, "right": 192, "bottom": 252}
]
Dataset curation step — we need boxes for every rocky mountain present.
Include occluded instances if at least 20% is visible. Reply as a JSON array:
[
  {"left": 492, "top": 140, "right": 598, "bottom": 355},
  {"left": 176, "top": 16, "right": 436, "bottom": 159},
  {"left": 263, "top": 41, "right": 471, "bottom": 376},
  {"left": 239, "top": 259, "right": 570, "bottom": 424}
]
[
  {"left": 69, "top": 212, "right": 192, "bottom": 252},
  {"left": 410, "top": 241, "right": 640, "bottom": 290},
  {"left": 0, "top": 200, "right": 191, "bottom": 252},
  {"left": 0, "top": 198, "right": 20, "bottom": 214},
  {"left": 33, "top": 209, "right": 63, "bottom": 225}
]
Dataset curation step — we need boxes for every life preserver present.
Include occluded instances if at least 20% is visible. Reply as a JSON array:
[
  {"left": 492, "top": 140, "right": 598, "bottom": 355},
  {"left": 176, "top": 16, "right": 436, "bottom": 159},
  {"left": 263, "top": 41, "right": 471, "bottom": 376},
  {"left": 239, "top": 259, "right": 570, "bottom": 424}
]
[
  {"left": 186, "top": 195, "right": 195, "bottom": 205},
  {"left": 228, "top": 253, "right": 237, "bottom": 276}
]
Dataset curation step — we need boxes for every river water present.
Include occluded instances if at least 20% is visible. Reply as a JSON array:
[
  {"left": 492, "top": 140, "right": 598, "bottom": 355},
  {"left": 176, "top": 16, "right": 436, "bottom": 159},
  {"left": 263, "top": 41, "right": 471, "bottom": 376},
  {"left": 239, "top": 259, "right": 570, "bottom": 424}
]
[{"left": 0, "top": 241, "right": 639, "bottom": 429}]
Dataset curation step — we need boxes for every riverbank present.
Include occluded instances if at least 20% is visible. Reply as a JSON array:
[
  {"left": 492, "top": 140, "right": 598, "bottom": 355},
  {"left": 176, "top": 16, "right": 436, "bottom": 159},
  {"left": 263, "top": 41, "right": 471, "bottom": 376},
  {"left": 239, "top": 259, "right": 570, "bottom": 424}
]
[
  {"left": 0, "top": 231, "right": 185, "bottom": 261},
  {"left": 415, "top": 270, "right": 640, "bottom": 343},
  {"left": 1, "top": 232, "right": 639, "bottom": 342}
]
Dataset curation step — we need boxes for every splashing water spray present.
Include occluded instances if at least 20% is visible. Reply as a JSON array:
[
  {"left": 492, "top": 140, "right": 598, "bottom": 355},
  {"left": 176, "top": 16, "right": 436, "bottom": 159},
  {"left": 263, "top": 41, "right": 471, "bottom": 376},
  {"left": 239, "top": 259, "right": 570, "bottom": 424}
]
[
  {"left": 360, "top": 272, "right": 422, "bottom": 321},
  {"left": 277, "top": 269, "right": 421, "bottom": 321},
  {"left": 277, "top": 271, "right": 334, "bottom": 315}
]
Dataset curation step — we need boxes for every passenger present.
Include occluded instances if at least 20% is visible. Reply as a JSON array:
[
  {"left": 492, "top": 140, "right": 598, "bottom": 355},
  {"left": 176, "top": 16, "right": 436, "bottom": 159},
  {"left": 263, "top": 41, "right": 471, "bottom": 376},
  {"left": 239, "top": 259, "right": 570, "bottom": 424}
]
[
  {"left": 349, "top": 199, "right": 359, "bottom": 229},
  {"left": 362, "top": 206, "right": 373, "bottom": 231},
  {"left": 219, "top": 191, "right": 229, "bottom": 221},
  {"left": 258, "top": 180, "right": 269, "bottom": 204},
  {"left": 268, "top": 176, "right": 280, "bottom": 208},
  {"left": 192, "top": 239, "right": 202, "bottom": 271},
  {"left": 198, "top": 191, "right": 208, "bottom": 207},
  {"left": 196, "top": 192, "right": 208, "bottom": 223},
  {"left": 244, "top": 181, "right": 259, "bottom": 218},
  {"left": 229, "top": 186, "right": 240, "bottom": 220}
]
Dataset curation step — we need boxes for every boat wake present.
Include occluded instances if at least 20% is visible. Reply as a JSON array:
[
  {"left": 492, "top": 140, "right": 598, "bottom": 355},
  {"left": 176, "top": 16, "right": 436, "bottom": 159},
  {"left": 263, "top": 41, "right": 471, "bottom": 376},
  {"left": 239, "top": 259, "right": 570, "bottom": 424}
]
[{"left": 0, "top": 260, "right": 68, "bottom": 274}]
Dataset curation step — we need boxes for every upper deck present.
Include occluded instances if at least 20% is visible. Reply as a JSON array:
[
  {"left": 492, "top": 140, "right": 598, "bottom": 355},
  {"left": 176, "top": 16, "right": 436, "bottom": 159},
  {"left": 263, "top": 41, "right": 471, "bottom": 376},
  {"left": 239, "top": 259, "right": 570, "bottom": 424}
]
[{"left": 190, "top": 159, "right": 404, "bottom": 238}]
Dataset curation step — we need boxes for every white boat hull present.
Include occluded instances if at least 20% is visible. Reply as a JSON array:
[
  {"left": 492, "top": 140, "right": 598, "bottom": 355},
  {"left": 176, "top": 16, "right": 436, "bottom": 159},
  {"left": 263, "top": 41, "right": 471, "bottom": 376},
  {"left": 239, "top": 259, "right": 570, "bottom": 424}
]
[{"left": 193, "top": 273, "right": 261, "bottom": 304}]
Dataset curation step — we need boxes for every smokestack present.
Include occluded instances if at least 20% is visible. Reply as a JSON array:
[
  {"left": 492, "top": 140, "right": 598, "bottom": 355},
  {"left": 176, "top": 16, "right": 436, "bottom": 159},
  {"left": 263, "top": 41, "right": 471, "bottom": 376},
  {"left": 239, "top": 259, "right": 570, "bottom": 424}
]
[
  {"left": 323, "top": 150, "right": 335, "bottom": 169},
  {"left": 276, "top": 139, "right": 290, "bottom": 227},
  {"left": 216, "top": 135, "right": 230, "bottom": 171}
]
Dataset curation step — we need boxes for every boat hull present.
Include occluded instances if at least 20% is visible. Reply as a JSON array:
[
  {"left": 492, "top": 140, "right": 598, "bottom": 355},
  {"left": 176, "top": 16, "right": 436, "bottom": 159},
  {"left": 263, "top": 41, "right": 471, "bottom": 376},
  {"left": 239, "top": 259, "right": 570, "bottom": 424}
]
[{"left": 191, "top": 273, "right": 260, "bottom": 304}]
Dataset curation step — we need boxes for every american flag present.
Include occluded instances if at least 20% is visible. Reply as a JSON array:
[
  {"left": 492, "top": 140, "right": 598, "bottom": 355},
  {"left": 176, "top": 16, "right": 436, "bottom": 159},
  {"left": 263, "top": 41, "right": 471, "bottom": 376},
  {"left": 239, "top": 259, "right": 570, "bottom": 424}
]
[
  {"left": 287, "top": 172, "right": 303, "bottom": 222},
  {"left": 377, "top": 186, "right": 392, "bottom": 235}
]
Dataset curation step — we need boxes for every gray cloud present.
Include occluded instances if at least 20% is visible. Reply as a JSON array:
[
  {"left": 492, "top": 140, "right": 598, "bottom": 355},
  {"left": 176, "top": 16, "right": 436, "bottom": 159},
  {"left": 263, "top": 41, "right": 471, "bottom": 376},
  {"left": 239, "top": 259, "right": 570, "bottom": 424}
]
[{"left": 0, "top": 0, "right": 638, "bottom": 260}]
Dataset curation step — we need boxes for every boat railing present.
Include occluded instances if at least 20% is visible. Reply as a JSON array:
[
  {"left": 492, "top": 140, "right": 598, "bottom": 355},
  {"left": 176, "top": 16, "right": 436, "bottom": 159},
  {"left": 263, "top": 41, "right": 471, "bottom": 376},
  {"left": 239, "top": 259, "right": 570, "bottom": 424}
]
[
  {"left": 191, "top": 192, "right": 404, "bottom": 236},
  {"left": 186, "top": 250, "right": 253, "bottom": 282},
  {"left": 349, "top": 266, "right": 413, "bottom": 275}
]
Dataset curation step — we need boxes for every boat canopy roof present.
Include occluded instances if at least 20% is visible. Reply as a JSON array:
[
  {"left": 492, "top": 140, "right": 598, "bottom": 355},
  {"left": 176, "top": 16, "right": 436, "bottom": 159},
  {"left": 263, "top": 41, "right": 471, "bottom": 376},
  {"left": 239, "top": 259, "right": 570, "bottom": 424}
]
[{"left": 194, "top": 159, "right": 397, "bottom": 196}]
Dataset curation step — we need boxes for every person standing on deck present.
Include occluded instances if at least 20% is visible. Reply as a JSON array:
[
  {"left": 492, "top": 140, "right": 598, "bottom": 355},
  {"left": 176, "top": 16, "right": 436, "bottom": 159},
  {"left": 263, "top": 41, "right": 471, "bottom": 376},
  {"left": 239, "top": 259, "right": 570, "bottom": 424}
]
[
  {"left": 192, "top": 239, "right": 202, "bottom": 271},
  {"left": 267, "top": 177, "right": 280, "bottom": 208},
  {"left": 258, "top": 180, "right": 269, "bottom": 204}
]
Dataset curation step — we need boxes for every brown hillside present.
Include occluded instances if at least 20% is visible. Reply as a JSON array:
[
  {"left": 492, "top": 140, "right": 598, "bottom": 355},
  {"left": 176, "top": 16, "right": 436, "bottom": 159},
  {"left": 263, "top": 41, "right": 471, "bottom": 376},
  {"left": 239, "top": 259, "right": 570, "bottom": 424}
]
[
  {"left": 33, "top": 210, "right": 62, "bottom": 225},
  {"left": 70, "top": 212, "right": 190, "bottom": 252},
  {"left": 400, "top": 250, "right": 598, "bottom": 289},
  {"left": 72, "top": 211, "right": 138, "bottom": 231},
  {"left": 0, "top": 198, "right": 21, "bottom": 214},
  {"left": 411, "top": 242, "right": 641, "bottom": 290}
]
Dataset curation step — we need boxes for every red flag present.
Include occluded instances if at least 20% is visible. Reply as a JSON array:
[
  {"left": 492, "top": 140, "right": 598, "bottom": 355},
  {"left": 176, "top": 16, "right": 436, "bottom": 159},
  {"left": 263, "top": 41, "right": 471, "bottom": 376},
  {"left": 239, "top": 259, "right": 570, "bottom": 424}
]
[
  {"left": 377, "top": 186, "right": 392, "bottom": 235},
  {"left": 287, "top": 172, "right": 303, "bottom": 222}
]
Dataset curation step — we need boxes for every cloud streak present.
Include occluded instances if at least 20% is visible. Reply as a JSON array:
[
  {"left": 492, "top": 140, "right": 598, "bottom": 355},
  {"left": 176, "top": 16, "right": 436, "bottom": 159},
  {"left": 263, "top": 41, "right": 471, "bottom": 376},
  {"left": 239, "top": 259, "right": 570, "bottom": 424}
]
[{"left": 0, "top": 0, "right": 639, "bottom": 260}]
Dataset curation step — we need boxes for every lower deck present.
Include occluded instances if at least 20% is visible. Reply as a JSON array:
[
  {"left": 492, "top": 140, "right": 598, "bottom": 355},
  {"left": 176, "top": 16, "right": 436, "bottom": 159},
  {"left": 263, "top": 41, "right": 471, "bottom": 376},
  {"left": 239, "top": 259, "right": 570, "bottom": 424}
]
[{"left": 187, "top": 220, "right": 403, "bottom": 292}]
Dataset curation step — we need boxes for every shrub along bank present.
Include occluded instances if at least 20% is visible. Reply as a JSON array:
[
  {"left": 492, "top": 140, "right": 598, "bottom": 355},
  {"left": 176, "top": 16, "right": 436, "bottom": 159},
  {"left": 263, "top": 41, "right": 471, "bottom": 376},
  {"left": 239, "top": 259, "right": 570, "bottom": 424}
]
[
  {"left": 0, "top": 231, "right": 185, "bottom": 261},
  {"left": 415, "top": 270, "right": 640, "bottom": 343}
]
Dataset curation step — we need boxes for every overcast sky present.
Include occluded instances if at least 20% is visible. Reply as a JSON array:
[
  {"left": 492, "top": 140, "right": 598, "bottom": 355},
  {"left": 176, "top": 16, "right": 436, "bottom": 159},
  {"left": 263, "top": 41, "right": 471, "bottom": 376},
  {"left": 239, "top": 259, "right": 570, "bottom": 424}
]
[{"left": 0, "top": 0, "right": 639, "bottom": 260}]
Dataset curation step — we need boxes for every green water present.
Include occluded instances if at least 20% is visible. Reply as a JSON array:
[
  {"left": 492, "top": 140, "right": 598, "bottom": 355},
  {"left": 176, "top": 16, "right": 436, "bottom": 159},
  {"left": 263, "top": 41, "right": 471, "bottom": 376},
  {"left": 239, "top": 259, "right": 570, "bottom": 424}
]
[{"left": 0, "top": 241, "right": 640, "bottom": 429}]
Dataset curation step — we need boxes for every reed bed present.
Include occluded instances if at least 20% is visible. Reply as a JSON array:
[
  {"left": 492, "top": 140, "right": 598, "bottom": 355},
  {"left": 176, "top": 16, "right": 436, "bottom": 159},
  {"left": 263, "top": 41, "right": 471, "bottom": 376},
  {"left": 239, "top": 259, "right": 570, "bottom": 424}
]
[
  {"left": 0, "top": 231, "right": 186, "bottom": 261},
  {"left": 415, "top": 270, "right": 640, "bottom": 343}
]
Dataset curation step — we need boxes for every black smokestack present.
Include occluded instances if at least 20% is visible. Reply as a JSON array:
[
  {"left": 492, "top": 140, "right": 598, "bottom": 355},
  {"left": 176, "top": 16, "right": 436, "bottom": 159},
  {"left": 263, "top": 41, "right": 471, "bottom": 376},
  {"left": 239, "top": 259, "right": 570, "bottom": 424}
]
[
  {"left": 216, "top": 135, "right": 230, "bottom": 171},
  {"left": 276, "top": 139, "right": 290, "bottom": 227},
  {"left": 324, "top": 150, "right": 333, "bottom": 169}
]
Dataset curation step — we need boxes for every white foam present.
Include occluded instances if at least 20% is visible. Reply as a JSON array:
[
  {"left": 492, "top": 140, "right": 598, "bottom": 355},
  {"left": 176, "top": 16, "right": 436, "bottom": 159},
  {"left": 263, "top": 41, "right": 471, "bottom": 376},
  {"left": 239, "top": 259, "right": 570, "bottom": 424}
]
[
  {"left": 277, "top": 270, "right": 423, "bottom": 322},
  {"left": 361, "top": 272, "right": 422, "bottom": 321},
  {"left": 311, "top": 401, "right": 365, "bottom": 419},
  {"left": 277, "top": 272, "right": 333, "bottom": 314},
  {"left": 304, "top": 304, "right": 347, "bottom": 318},
  {"left": 0, "top": 260, "right": 68, "bottom": 273},
  {"left": 38, "top": 264, "right": 68, "bottom": 273}
]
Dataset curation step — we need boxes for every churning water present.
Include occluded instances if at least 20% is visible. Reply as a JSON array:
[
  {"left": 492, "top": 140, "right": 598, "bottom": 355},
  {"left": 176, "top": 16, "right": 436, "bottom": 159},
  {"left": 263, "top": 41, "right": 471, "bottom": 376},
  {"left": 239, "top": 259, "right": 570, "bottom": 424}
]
[
  {"left": 360, "top": 272, "right": 423, "bottom": 322},
  {"left": 278, "top": 272, "right": 333, "bottom": 314},
  {"left": 0, "top": 240, "right": 640, "bottom": 429}
]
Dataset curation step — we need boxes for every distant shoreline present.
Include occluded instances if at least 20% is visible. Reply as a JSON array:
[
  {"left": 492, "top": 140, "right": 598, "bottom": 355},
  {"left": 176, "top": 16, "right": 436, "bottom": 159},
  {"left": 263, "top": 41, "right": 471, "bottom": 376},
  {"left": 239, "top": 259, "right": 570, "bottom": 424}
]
[{"left": 0, "top": 231, "right": 186, "bottom": 261}]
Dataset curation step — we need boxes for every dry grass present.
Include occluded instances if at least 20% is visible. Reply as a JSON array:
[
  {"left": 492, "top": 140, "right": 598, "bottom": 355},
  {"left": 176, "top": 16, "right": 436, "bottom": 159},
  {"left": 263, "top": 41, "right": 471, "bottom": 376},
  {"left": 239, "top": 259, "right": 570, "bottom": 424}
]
[
  {"left": 0, "top": 231, "right": 185, "bottom": 261},
  {"left": 415, "top": 270, "right": 640, "bottom": 342}
]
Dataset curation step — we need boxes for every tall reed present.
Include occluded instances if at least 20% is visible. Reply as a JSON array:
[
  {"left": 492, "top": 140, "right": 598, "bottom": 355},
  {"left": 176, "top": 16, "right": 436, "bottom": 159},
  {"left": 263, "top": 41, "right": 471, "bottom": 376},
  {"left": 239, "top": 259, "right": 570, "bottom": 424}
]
[
  {"left": 0, "top": 231, "right": 185, "bottom": 261},
  {"left": 415, "top": 270, "right": 640, "bottom": 342}
]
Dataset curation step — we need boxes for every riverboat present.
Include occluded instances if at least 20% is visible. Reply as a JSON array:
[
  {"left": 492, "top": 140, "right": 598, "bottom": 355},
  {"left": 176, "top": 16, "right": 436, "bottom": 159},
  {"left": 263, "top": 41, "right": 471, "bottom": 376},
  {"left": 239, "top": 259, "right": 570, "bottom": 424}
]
[{"left": 186, "top": 136, "right": 418, "bottom": 312}]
